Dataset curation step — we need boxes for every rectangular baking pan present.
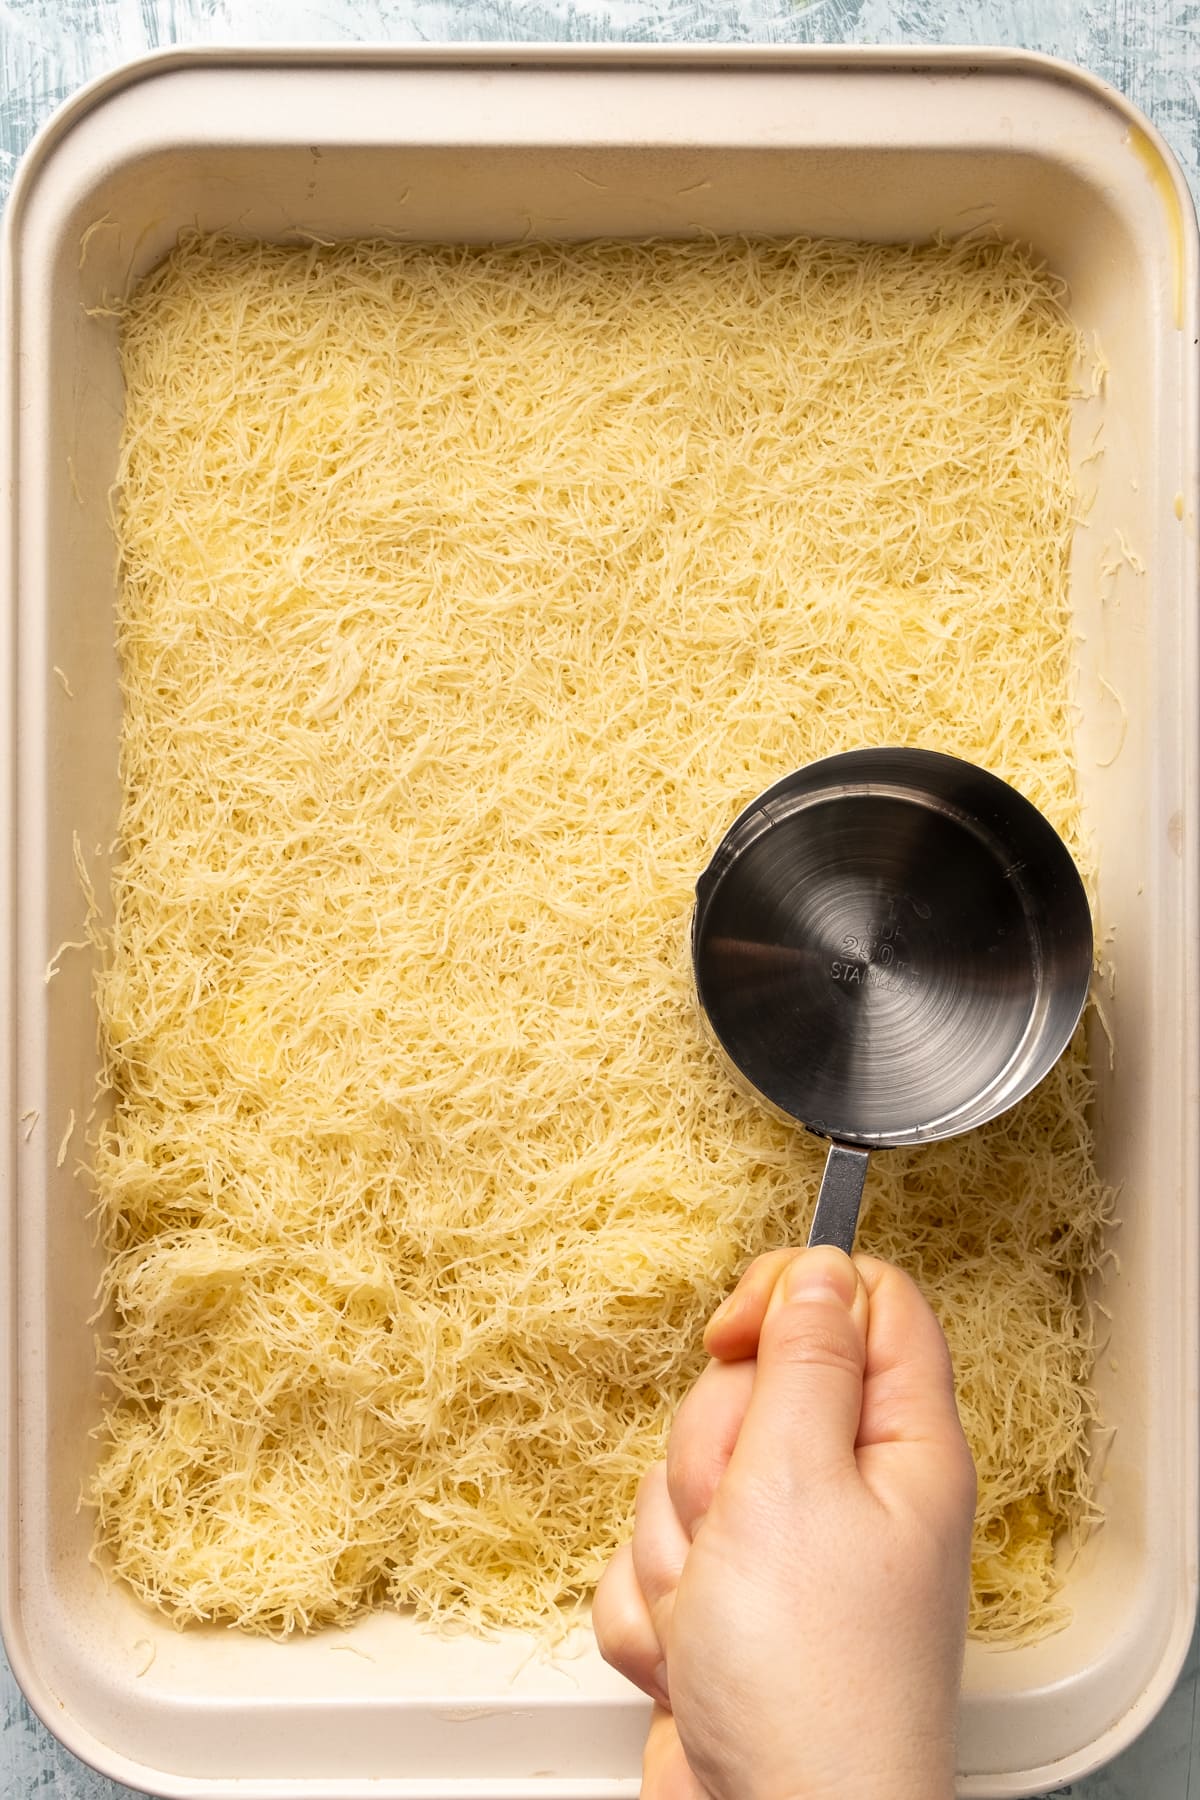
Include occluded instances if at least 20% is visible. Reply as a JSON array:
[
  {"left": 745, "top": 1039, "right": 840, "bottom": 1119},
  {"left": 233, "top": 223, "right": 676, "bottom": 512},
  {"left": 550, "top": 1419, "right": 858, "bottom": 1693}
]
[{"left": 1, "top": 45, "right": 1196, "bottom": 1798}]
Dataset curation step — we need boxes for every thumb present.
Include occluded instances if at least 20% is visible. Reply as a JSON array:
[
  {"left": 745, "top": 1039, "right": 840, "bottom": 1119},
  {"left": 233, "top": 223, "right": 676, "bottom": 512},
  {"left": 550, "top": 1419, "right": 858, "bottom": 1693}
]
[{"left": 726, "top": 1246, "right": 869, "bottom": 1494}]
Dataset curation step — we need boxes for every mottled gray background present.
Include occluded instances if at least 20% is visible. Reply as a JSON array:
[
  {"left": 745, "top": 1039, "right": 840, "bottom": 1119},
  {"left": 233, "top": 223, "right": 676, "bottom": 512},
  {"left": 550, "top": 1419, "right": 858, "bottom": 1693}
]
[{"left": 2, "top": 2, "right": 1198, "bottom": 1796}]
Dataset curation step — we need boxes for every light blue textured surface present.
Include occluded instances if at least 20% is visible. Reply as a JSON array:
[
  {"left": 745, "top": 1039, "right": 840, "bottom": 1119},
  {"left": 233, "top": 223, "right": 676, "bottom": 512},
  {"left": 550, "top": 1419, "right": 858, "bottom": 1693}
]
[{"left": 1, "top": 4, "right": 1197, "bottom": 1796}]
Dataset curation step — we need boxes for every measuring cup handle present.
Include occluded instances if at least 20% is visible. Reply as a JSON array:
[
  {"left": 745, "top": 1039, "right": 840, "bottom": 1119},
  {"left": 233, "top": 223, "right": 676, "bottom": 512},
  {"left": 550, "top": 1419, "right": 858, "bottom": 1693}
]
[{"left": 807, "top": 1142, "right": 871, "bottom": 1256}]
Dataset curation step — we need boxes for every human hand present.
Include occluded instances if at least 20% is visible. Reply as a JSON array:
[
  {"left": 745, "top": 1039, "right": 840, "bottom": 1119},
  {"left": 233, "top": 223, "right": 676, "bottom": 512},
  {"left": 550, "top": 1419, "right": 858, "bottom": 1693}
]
[{"left": 593, "top": 1246, "right": 977, "bottom": 1800}]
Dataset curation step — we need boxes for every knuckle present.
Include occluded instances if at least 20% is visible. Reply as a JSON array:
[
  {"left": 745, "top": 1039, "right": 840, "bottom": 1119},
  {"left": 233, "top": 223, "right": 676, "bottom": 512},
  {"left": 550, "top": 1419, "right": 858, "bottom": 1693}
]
[
  {"left": 644, "top": 1585, "right": 675, "bottom": 1651},
  {"left": 595, "top": 1605, "right": 642, "bottom": 1673},
  {"left": 665, "top": 1438, "right": 717, "bottom": 1525},
  {"left": 592, "top": 1558, "right": 655, "bottom": 1677},
  {"left": 914, "top": 1444, "right": 978, "bottom": 1546},
  {"left": 953, "top": 1438, "right": 980, "bottom": 1512},
  {"left": 632, "top": 1531, "right": 684, "bottom": 1616},
  {"left": 591, "top": 1550, "right": 626, "bottom": 1630},
  {"left": 765, "top": 1311, "right": 863, "bottom": 1380},
  {"left": 634, "top": 1460, "right": 669, "bottom": 1516}
]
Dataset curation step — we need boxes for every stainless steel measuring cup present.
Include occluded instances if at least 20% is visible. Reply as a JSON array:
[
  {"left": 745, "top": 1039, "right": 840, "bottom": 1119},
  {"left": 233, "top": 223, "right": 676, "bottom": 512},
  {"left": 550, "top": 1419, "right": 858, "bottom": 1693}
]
[{"left": 691, "top": 747, "right": 1093, "bottom": 1254}]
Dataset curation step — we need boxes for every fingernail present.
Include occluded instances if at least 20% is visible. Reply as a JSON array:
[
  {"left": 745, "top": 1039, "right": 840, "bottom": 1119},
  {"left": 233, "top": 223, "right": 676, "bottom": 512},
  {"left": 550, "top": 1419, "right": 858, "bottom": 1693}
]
[{"left": 782, "top": 1248, "right": 857, "bottom": 1308}]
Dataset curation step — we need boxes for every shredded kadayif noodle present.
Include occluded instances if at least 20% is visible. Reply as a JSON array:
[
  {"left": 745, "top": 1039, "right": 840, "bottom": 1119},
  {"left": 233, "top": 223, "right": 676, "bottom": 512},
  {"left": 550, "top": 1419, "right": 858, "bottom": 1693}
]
[{"left": 88, "top": 232, "right": 1113, "bottom": 1643}]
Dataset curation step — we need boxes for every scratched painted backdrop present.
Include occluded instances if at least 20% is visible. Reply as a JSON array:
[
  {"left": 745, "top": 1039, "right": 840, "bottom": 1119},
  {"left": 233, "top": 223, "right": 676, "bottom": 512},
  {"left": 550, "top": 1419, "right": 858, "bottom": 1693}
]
[{"left": 2, "top": 2, "right": 1199, "bottom": 1797}]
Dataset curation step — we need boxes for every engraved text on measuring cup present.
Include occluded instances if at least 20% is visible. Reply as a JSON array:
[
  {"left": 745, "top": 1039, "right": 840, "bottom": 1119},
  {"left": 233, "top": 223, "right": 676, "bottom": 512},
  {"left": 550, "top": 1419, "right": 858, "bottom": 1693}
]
[{"left": 828, "top": 904, "right": 920, "bottom": 994}]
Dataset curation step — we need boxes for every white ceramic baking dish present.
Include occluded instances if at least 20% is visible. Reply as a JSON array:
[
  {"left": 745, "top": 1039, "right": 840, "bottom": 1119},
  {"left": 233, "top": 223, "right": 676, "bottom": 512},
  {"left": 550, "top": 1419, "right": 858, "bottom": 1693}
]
[{"left": 1, "top": 45, "right": 1196, "bottom": 1800}]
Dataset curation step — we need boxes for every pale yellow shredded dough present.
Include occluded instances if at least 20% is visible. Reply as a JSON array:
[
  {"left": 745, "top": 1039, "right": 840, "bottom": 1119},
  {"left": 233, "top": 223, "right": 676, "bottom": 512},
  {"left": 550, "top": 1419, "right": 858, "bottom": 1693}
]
[
  {"left": 57, "top": 1108, "right": 76, "bottom": 1169},
  {"left": 89, "top": 232, "right": 1114, "bottom": 1644}
]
